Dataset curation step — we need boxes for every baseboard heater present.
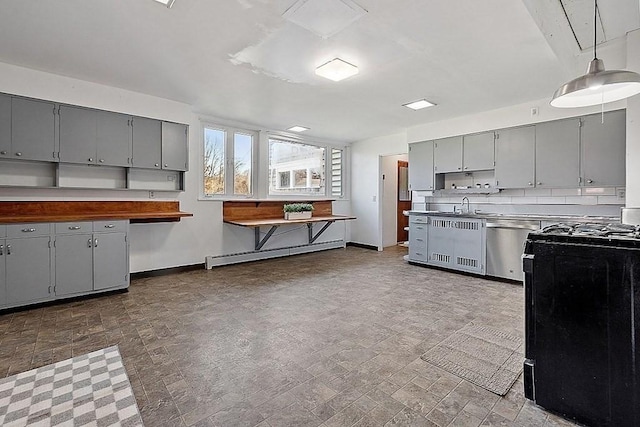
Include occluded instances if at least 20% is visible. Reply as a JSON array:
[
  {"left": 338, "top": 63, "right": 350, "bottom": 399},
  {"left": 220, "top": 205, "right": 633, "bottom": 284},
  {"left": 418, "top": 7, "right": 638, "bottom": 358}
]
[{"left": 205, "top": 240, "right": 345, "bottom": 268}]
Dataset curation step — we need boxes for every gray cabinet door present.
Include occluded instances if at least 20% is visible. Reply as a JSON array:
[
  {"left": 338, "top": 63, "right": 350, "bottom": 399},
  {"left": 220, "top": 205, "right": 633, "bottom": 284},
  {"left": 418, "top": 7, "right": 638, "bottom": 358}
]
[
  {"left": 452, "top": 218, "right": 485, "bottom": 274},
  {"left": 132, "top": 117, "right": 162, "bottom": 169},
  {"left": 535, "top": 118, "right": 580, "bottom": 188},
  {"left": 0, "top": 241, "right": 5, "bottom": 307},
  {"left": 97, "top": 111, "right": 131, "bottom": 167},
  {"left": 93, "top": 232, "right": 128, "bottom": 290},
  {"left": 59, "top": 105, "right": 97, "bottom": 164},
  {"left": 6, "top": 236, "right": 51, "bottom": 304},
  {"left": 434, "top": 136, "right": 463, "bottom": 173},
  {"left": 581, "top": 110, "right": 626, "bottom": 187},
  {"left": 0, "top": 94, "right": 10, "bottom": 158},
  {"left": 162, "top": 122, "right": 188, "bottom": 171},
  {"left": 408, "top": 140, "right": 434, "bottom": 190},
  {"left": 11, "top": 98, "right": 56, "bottom": 162},
  {"left": 55, "top": 234, "right": 93, "bottom": 296},
  {"left": 427, "top": 217, "right": 455, "bottom": 268},
  {"left": 463, "top": 132, "right": 494, "bottom": 171},
  {"left": 495, "top": 126, "right": 535, "bottom": 189}
]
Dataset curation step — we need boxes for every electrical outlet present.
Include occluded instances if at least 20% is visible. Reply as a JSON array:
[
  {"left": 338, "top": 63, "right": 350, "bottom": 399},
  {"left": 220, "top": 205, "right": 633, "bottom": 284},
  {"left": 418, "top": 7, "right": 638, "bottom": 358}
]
[
  {"left": 531, "top": 107, "right": 539, "bottom": 116},
  {"left": 149, "top": 191, "right": 155, "bottom": 199},
  {"left": 372, "top": 195, "right": 376, "bottom": 202},
  {"left": 617, "top": 188, "right": 626, "bottom": 201}
]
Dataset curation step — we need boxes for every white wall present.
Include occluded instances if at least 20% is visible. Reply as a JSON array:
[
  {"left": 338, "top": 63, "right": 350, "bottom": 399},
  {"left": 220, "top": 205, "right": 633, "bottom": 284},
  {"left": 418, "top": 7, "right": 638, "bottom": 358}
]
[
  {"left": 381, "top": 154, "right": 407, "bottom": 248},
  {"left": 350, "top": 133, "right": 406, "bottom": 248},
  {"left": 626, "top": 29, "right": 640, "bottom": 207},
  {"left": 0, "top": 61, "right": 350, "bottom": 272}
]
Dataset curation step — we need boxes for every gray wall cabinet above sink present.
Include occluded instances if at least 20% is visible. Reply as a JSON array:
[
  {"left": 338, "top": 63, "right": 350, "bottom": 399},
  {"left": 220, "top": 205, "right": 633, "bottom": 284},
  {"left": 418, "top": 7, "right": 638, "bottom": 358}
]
[
  {"left": 495, "top": 126, "right": 536, "bottom": 189},
  {"left": 534, "top": 118, "right": 580, "bottom": 188},
  {"left": 408, "top": 140, "right": 434, "bottom": 190},
  {"left": 462, "top": 131, "right": 495, "bottom": 172},
  {"left": 434, "top": 136, "right": 463, "bottom": 173}
]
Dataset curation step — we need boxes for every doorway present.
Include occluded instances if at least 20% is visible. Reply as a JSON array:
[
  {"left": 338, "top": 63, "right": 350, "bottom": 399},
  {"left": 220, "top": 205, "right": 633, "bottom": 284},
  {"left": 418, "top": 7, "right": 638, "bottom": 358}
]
[
  {"left": 397, "top": 160, "right": 411, "bottom": 243},
  {"left": 380, "top": 153, "right": 409, "bottom": 249}
]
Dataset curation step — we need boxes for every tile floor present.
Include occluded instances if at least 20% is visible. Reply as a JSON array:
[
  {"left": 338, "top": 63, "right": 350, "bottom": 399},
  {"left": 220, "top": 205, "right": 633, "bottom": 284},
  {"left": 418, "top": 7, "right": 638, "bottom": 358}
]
[{"left": 0, "top": 246, "right": 579, "bottom": 427}]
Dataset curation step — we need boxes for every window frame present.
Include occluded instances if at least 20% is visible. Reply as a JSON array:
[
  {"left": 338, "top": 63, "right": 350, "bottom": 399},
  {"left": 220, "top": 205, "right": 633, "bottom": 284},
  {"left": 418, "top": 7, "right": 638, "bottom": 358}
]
[{"left": 201, "top": 121, "right": 258, "bottom": 199}]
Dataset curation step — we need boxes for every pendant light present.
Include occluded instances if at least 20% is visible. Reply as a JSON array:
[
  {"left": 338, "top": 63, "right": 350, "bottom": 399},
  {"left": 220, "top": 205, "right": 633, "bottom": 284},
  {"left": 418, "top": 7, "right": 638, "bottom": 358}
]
[{"left": 550, "top": 0, "right": 640, "bottom": 108}]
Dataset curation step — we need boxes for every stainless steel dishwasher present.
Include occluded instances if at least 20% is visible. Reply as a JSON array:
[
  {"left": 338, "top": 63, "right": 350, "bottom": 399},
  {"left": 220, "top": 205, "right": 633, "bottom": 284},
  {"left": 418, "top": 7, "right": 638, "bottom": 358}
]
[{"left": 486, "top": 219, "right": 540, "bottom": 281}]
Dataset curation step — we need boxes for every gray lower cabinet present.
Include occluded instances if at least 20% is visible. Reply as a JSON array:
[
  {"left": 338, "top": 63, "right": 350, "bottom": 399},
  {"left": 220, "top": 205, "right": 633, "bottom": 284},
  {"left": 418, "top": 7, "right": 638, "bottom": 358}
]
[
  {"left": 408, "top": 216, "right": 428, "bottom": 262},
  {"left": 408, "top": 140, "right": 434, "bottom": 190},
  {"left": 426, "top": 216, "right": 485, "bottom": 274},
  {"left": 0, "top": 94, "right": 10, "bottom": 158},
  {"left": 11, "top": 97, "right": 57, "bottom": 162},
  {"left": 0, "top": 220, "right": 129, "bottom": 310},
  {"left": 54, "top": 220, "right": 129, "bottom": 296},
  {"left": 6, "top": 235, "right": 52, "bottom": 305},
  {"left": 132, "top": 117, "right": 162, "bottom": 169},
  {"left": 495, "top": 126, "right": 535, "bottom": 189},
  {"left": 162, "top": 122, "right": 188, "bottom": 171},
  {"left": 581, "top": 110, "right": 626, "bottom": 187}
]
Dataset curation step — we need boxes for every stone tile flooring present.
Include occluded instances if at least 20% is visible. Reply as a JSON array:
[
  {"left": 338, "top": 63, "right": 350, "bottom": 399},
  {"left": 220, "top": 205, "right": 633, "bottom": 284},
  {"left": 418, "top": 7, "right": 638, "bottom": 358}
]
[{"left": 0, "top": 246, "right": 580, "bottom": 427}]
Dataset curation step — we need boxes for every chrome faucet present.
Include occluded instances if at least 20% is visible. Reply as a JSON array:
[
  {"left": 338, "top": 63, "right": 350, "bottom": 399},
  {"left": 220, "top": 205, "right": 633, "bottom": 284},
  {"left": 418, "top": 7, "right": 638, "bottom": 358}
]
[{"left": 461, "top": 197, "right": 470, "bottom": 214}]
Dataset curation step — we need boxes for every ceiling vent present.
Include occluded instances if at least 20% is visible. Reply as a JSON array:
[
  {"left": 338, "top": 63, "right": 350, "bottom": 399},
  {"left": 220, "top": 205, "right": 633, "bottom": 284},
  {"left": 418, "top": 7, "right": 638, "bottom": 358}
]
[{"left": 282, "top": 0, "right": 367, "bottom": 39}]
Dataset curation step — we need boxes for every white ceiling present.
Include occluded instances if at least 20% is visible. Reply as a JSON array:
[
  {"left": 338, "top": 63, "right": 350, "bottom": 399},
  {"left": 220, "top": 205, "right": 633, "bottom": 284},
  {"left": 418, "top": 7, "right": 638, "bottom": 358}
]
[{"left": 0, "top": 0, "right": 638, "bottom": 143}]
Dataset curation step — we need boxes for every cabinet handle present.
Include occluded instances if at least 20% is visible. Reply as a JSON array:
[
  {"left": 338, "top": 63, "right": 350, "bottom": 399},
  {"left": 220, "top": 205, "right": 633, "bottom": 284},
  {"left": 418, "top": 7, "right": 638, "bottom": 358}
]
[
  {"left": 587, "top": 179, "right": 593, "bottom": 184},
  {"left": 164, "top": 163, "right": 168, "bottom": 167},
  {"left": 528, "top": 182, "right": 533, "bottom": 186},
  {"left": 99, "top": 159, "right": 104, "bottom": 163},
  {"left": 537, "top": 182, "right": 542, "bottom": 185},
  {"left": 68, "top": 226, "right": 81, "bottom": 230},
  {"left": 22, "top": 228, "right": 36, "bottom": 233},
  {"left": 417, "top": 238, "right": 424, "bottom": 242},
  {"left": 6, "top": 244, "right": 10, "bottom": 255},
  {"left": 88, "top": 238, "right": 93, "bottom": 248},
  {"left": 15, "top": 152, "right": 22, "bottom": 156},
  {"left": 88, "top": 158, "right": 93, "bottom": 162},
  {"left": 104, "top": 224, "right": 115, "bottom": 229},
  {"left": 0, "top": 244, "right": 3, "bottom": 255},
  {"left": 94, "top": 238, "right": 98, "bottom": 247},
  {"left": 457, "top": 167, "right": 461, "bottom": 170},
  {"left": 0, "top": 150, "right": 6, "bottom": 155},
  {"left": 416, "top": 252, "right": 424, "bottom": 256},
  {"left": 464, "top": 167, "right": 468, "bottom": 170},
  {"left": 155, "top": 163, "right": 159, "bottom": 167}
]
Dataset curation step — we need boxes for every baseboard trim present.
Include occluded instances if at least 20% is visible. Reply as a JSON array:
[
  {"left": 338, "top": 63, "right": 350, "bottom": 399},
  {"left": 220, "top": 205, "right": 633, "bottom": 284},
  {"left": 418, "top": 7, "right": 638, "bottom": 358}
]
[
  {"left": 205, "top": 240, "right": 345, "bottom": 268},
  {"left": 346, "top": 242, "right": 378, "bottom": 251},
  {"left": 131, "top": 263, "right": 205, "bottom": 279}
]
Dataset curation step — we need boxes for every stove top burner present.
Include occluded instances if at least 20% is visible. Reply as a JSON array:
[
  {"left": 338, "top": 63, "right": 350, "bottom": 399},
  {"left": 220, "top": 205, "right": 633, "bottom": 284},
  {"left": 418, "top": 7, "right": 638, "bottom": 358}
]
[{"left": 540, "top": 223, "right": 640, "bottom": 239}]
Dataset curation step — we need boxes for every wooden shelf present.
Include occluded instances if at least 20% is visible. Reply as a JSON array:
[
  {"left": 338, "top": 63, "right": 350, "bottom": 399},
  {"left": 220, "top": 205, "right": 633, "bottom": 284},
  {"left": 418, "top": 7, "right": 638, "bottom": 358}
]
[
  {"left": 0, "top": 201, "right": 192, "bottom": 224},
  {"left": 225, "top": 215, "right": 356, "bottom": 228}
]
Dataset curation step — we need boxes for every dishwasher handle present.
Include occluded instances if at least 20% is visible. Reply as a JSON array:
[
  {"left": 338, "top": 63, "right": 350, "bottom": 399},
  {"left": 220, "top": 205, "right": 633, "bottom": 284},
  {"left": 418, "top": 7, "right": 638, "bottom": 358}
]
[{"left": 486, "top": 223, "right": 540, "bottom": 230}]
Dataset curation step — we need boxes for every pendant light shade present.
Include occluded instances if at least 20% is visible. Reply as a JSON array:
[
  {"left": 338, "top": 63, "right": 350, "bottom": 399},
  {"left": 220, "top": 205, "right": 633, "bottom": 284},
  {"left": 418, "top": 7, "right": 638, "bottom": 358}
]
[{"left": 550, "top": 0, "right": 640, "bottom": 108}]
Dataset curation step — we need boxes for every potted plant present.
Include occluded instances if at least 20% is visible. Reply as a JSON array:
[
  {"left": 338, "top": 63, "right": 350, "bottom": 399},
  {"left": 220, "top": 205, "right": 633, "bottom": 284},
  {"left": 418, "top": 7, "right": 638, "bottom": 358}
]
[{"left": 283, "top": 203, "right": 314, "bottom": 220}]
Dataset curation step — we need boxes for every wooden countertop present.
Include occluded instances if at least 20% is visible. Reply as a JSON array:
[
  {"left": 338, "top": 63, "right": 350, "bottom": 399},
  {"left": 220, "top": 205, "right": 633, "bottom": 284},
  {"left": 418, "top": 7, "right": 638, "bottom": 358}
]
[
  {"left": 0, "top": 201, "right": 192, "bottom": 224},
  {"left": 224, "top": 215, "right": 356, "bottom": 227}
]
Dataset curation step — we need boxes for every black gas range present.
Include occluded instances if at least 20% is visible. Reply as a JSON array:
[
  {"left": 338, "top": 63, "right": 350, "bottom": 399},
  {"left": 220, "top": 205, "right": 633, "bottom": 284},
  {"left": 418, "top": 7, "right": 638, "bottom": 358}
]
[{"left": 523, "top": 222, "right": 640, "bottom": 427}]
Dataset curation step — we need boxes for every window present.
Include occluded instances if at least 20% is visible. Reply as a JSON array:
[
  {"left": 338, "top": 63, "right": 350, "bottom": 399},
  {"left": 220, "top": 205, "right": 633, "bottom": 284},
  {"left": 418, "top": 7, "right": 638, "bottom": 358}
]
[
  {"left": 330, "top": 148, "right": 343, "bottom": 197},
  {"left": 269, "top": 139, "right": 326, "bottom": 196},
  {"left": 203, "top": 125, "right": 255, "bottom": 197}
]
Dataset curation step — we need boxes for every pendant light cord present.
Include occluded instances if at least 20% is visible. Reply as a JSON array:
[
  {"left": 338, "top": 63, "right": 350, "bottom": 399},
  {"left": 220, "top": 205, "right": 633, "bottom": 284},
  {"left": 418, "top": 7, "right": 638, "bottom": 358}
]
[{"left": 593, "top": 0, "right": 598, "bottom": 59}]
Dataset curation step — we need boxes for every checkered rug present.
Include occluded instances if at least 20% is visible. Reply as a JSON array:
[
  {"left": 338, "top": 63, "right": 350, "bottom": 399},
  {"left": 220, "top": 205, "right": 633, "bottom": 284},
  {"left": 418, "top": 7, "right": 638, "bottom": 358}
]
[{"left": 0, "top": 346, "right": 143, "bottom": 426}]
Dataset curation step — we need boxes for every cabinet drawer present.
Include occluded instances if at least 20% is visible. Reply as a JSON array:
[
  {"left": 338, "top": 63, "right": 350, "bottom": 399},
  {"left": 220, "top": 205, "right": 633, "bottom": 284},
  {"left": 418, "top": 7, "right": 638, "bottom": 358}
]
[
  {"left": 93, "top": 220, "right": 128, "bottom": 233},
  {"left": 410, "top": 224, "right": 427, "bottom": 233},
  {"left": 55, "top": 222, "right": 92, "bottom": 234},
  {"left": 0, "top": 225, "right": 5, "bottom": 238},
  {"left": 409, "top": 247, "right": 428, "bottom": 262},
  {"left": 410, "top": 236, "right": 427, "bottom": 248},
  {"left": 409, "top": 216, "right": 427, "bottom": 224},
  {"left": 7, "top": 223, "right": 50, "bottom": 238}
]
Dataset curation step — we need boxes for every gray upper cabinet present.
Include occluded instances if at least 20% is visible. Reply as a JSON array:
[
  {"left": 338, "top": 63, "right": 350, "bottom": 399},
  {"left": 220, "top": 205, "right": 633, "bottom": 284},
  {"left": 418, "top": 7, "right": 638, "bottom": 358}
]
[
  {"left": 0, "top": 94, "right": 10, "bottom": 158},
  {"left": 463, "top": 132, "right": 495, "bottom": 171},
  {"left": 408, "top": 140, "right": 434, "bottom": 190},
  {"left": 59, "top": 105, "right": 97, "bottom": 164},
  {"left": 433, "top": 136, "right": 463, "bottom": 173},
  {"left": 162, "top": 121, "right": 188, "bottom": 171},
  {"left": 535, "top": 118, "right": 580, "bottom": 188},
  {"left": 11, "top": 97, "right": 56, "bottom": 162},
  {"left": 581, "top": 110, "right": 626, "bottom": 187},
  {"left": 132, "top": 116, "right": 162, "bottom": 169},
  {"left": 6, "top": 236, "right": 51, "bottom": 304},
  {"left": 96, "top": 111, "right": 131, "bottom": 167},
  {"left": 59, "top": 107, "right": 132, "bottom": 167},
  {"left": 495, "top": 126, "right": 535, "bottom": 189}
]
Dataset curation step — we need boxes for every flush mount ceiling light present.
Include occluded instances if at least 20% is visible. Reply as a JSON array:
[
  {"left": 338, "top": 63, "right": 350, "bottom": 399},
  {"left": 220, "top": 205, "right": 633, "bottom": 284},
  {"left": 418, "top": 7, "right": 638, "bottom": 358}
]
[
  {"left": 315, "top": 58, "right": 359, "bottom": 82},
  {"left": 287, "top": 126, "right": 309, "bottom": 132},
  {"left": 403, "top": 99, "right": 436, "bottom": 110},
  {"left": 550, "top": 0, "right": 640, "bottom": 108},
  {"left": 153, "top": 0, "right": 175, "bottom": 8}
]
